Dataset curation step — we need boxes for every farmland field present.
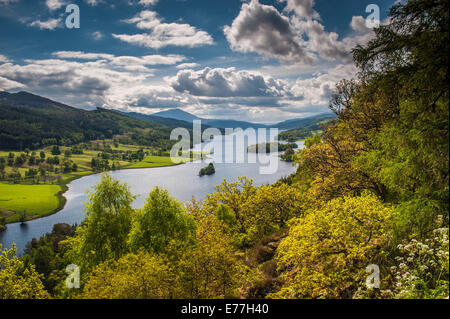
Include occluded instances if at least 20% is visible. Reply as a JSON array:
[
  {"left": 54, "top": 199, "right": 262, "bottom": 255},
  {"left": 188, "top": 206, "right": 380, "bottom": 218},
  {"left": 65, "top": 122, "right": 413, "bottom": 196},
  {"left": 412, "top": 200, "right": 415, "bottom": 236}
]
[
  {"left": 125, "top": 155, "right": 191, "bottom": 169},
  {"left": 0, "top": 183, "right": 63, "bottom": 223}
]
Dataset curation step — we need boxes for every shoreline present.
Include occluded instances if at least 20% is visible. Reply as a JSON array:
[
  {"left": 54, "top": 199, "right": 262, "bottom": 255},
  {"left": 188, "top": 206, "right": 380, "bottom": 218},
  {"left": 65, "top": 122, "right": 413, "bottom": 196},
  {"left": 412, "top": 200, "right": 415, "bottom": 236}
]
[{"left": 1, "top": 160, "right": 189, "bottom": 226}]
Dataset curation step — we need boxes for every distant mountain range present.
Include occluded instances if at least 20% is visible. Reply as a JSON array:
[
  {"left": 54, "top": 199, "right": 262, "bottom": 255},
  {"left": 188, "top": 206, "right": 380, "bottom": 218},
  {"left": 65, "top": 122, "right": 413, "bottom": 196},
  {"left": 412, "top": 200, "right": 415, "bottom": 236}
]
[
  {"left": 150, "top": 108, "right": 336, "bottom": 130},
  {"left": 153, "top": 109, "right": 201, "bottom": 122}
]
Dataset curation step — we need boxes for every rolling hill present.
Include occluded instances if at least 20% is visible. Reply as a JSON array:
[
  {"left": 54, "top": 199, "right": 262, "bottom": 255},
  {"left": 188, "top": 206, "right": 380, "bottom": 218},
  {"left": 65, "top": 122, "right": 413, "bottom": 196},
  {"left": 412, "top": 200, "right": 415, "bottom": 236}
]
[{"left": 0, "top": 91, "right": 182, "bottom": 151}]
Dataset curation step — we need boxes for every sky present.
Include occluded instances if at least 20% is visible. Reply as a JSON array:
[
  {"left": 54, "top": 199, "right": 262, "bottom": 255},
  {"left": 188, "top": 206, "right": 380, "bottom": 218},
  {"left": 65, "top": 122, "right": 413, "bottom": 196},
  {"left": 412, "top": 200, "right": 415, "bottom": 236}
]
[{"left": 0, "top": 0, "right": 395, "bottom": 124}]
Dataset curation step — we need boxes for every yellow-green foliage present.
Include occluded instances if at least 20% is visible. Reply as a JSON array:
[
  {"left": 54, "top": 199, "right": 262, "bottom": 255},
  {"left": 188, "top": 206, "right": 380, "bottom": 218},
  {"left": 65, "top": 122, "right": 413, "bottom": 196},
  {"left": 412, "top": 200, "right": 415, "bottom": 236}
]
[
  {"left": 241, "top": 184, "right": 303, "bottom": 245},
  {"left": 0, "top": 244, "right": 49, "bottom": 299},
  {"left": 81, "top": 251, "right": 172, "bottom": 299},
  {"left": 80, "top": 212, "right": 247, "bottom": 299},
  {"left": 188, "top": 177, "right": 304, "bottom": 246},
  {"left": 176, "top": 215, "right": 249, "bottom": 299},
  {"left": 273, "top": 193, "right": 394, "bottom": 299}
]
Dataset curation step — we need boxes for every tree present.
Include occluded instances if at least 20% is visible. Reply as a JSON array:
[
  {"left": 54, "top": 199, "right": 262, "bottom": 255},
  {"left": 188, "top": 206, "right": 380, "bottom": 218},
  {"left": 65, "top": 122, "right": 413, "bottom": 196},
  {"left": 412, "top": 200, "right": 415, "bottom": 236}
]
[
  {"left": 241, "top": 184, "right": 303, "bottom": 245},
  {"left": 51, "top": 146, "right": 61, "bottom": 156},
  {"left": 177, "top": 215, "right": 248, "bottom": 298},
  {"left": 81, "top": 251, "right": 173, "bottom": 299},
  {"left": 273, "top": 193, "right": 394, "bottom": 299},
  {"left": 128, "top": 187, "right": 196, "bottom": 254},
  {"left": 64, "top": 174, "right": 135, "bottom": 271},
  {"left": 0, "top": 244, "right": 49, "bottom": 299}
]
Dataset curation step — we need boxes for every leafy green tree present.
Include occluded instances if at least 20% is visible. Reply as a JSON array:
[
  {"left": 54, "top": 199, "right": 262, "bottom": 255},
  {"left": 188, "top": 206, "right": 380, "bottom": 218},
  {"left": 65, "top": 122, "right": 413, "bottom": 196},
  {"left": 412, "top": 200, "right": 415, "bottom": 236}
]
[
  {"left": 128, "top": 187, "right": 196, "bottom": 254},
  {"left": 0, "top": 244, "right": 49, "bottom": 299},
  {"left": 177, "top": 215, "right": 248, "bottom": 298},
  {"left": 64, "top": 174, "right": 135, "bottom": 271},
  {"left": 51, "top": 146, "right": 61, "bottom": 156},
  {"left": 81, "top": 251, "right": 172, "bottom": 299},
  {"left": 273, "top": 193, "right": 395, "bottom": 299}
]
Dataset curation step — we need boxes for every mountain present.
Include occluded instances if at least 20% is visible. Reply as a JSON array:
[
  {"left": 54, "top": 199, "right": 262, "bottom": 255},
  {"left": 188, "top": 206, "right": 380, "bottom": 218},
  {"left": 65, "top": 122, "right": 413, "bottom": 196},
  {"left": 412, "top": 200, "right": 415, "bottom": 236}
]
[
  {"left": 113, "top": 110, "right": 197, "bottom": 130},
  {"left": 274, "top": 113, "right": 336, "bottom": 130},
  {"left": 0, "top": 91, "right": 180, "bottom": 151},
  {"left": 153, "top": 109, "right": 200, "bottom": 122}
]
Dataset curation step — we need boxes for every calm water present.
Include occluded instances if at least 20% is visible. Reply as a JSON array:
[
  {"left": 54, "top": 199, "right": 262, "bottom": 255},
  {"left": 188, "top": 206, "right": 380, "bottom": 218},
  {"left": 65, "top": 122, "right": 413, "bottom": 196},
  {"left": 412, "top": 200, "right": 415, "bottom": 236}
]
[{"left": 0, "top": 131, "right": 301, "bottom": 254}]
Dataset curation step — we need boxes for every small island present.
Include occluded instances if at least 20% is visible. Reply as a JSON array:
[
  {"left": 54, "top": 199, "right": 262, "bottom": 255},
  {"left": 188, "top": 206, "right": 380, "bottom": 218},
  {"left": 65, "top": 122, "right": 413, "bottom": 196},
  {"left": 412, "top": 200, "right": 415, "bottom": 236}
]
[{"left": 199, "top": 163, "right": 215, "bottom": 176}]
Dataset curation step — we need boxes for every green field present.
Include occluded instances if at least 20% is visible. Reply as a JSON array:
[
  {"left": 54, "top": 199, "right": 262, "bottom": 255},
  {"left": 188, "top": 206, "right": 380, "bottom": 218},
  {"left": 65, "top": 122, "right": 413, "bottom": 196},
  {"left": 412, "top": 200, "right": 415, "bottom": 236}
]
[
  {"left": 0, "top": 183, "right": 64, "bottom": 223},
  {"left": 126, "top": 155, "right": 191, "bottom": 169}
]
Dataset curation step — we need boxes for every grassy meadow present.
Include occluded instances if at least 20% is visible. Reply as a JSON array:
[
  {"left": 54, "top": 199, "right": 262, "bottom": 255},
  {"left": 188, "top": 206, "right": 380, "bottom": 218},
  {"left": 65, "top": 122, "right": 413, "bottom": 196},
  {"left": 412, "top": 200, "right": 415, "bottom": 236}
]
[{"left": 0, "top": 183, "right": 64, "bottom": 223}]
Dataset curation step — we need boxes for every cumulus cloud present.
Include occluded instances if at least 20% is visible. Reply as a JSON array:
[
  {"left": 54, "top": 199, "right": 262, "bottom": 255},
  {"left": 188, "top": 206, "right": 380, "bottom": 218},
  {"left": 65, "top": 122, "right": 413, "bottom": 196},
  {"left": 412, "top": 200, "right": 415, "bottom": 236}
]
[
  {"left": 169, "top": 67, "right": 292, "bottom": 99},
  {"left": 279, "top": 0, "right": 319, "bottom": 19},
  {"left": 0, "top": 55, "right": 10, "bottom": 63},
  {"left": 291, "top": 63, "right": 357, "bottom": 107},
  {"left": 0, "top": 76, "right": 25, "bottom": 90},
  {"left": 291, "top": 17, "right": 352, "bottom": 62},
  {"left": 225, "top": 0, "right": 377, "bottom": 65},
  {"left": 224, "top": 0, "right": 313, "bottom": 64},
  {"left": 113, "top": 10, "right": 214, "bottom": 49}
]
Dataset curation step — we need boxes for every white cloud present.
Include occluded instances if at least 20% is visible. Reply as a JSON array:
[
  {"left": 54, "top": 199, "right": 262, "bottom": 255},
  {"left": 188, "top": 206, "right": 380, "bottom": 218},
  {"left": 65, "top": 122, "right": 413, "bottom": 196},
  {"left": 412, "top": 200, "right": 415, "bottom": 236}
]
[
  {"left": 279, "top": 0, "right": 319, "bottom": 19},
  {"left": 45, "top": 0, "right": 67, "bottom": 11},
  {"left": 0, "top": 75, "right": 25, "bottom": 90},
  {"left": 176, "top": 63, "right": 200, "bottom": 69},
  {"left": 0, "top": 53, "right": 192, "bottom": 110},
  {"left": 52, "top": 51, "right": 186, "bottom": 66},
  {"left": 225, "top": 0, "right": 377, "bottom": 65},
  {"left": 113, "top": 10, "right": 214, "bottom": 49},
  {"left": 169, "top": 67, "right": 293, "bottom": 99},
  {"left": 139, "top": 0, "right": 158, "bottom": 6},
  {"left": 52, "top": 51, "right": 115, "bottom": 60},
  {"left": 291, "top": 63, "right": 357, "bottom": 107},
  {"left": 0, "top": 55, "right": 10, "bottom": 63},
  {"left": 291, "top": 17, "right": 351, "bottom": 62},
  {"left": 224, "top": 0, "right": 313, "bottom": 64},
  {"left": 29, "top": 17, "right": 62, "bottom": 30}
]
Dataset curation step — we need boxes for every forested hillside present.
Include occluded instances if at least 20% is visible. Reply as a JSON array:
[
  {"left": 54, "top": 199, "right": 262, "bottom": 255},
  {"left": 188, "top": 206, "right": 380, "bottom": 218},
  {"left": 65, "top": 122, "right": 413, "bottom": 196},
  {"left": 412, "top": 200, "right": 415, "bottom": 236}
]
[
  {"left": 0, "top": 92, "right": 179, "bottom": 151},
  {"left": 1, "top": 0, "right": 448, "bottom": 299}
]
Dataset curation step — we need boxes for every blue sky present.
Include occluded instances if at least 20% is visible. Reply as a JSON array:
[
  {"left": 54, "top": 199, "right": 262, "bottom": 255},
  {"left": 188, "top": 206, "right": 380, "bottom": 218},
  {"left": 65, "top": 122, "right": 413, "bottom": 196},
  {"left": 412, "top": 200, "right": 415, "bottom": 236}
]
[{"left": 0, "top": 0, "right": 395, "bottom": 123}]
